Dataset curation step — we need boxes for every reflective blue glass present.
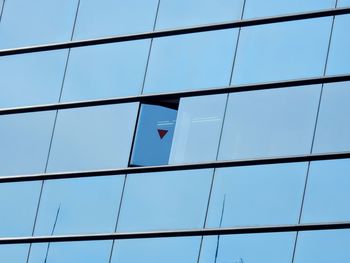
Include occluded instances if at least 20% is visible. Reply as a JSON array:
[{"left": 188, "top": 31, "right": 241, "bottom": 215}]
[
  {"left": 0, "top": 112, "right": 55, "bottom": 176},
  {"left": 0, "top": 0, "right": 78, "bottom": 48},
  {"left": 0, "top": 50, "right": 68, "bottom": 108},
  {"left": 117, "top": 169, "right": 213, "bottom": 231},
  {"left": 33, "top": 176, "right": 124, "bottom": 236},
  {"left": 111, "top": 237, "right": 201, "bottom": 263},
  {"left": 313, "top": 82, "right": 350, "bottom": 153},
  {"left": 143, "top": 30, "right": 238, "bottom": 94},
  {"left": 206, "top": 163, "right": 307, "bottom": 228},
  {"left": 243, "top": 0, "right": 335, "bottom": 19},
  {"left": 28, "top": 241, "right": 112, "bottom": 262},
  {"left": 46, "top": 103, "right": 138, "bottom": 172},
  {"left": 155, "top": 0, "right": 244, "bottom": 29},
  {"left": 232, "top": 18, "right": 332, "bottom": 85},
  {"left": 0, "top": 245, "right": 29, "bottom": 263},
  {"left": 325, "top": 14, "right": 350, "bottom": 75},
  {"left": 301, "top": 159, "right": 350, "bottom": 223},
  {"left": 130, "top": 104, "right": 177, "bottom": 166},
  {"left": 61, "top": 40, "right": 150, "bottom": 102},
  {"left": 218, "top": 86, "right": 320, "bottom": 160},
  {"left": 73, "top": 0, "right": 158, "bottom": 39},
  {"left": 294, "top": 230, "right": 350, "bottom": 263},
  {"left": 0, "top": 182, "right": 41, "bottom": 237},
  {"left": 200, "top": 232, "right": 295, "bottom": 263},
  {"left": 339, "top": 0, "right": 350, "bottom": 6},
  {"left": 169, "top": 94, "right": 227, "bottom": 164}
]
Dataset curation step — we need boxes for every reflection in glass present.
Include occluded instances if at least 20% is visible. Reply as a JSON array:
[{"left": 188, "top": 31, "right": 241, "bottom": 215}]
[
  {"left": 0, "top": 111, "right": 55, "bottom": 176},
  {"left": 46, "top": 103, "right": 138, "bottom": 172},
  {"left": 143, "top": 30, "right": 238, "bottom": 94},
  {"left": 218, "top": 86, "right": 320, "bottom": 160},
  {"left": 155, "top": 0, "right": 244, "bottom": 29},
  {"left": 111, "top": 237, "right": 201, "bottom": 263},
  {"left": 0, "top": 50, "right": 68, "bottom": 109},
  {"left": 130, "top": 103, "right": 178, "bottom": 166},
  {"left": 206, "top": 163, "right": 307, "bottom": 228},
  {"left": 0, "top": 182, "right": 41, "bottom": 237},
  {"left": 313, "top": 82, "right": 350, "bottom": 153},
  {"left": 117, "top": 169, "right": 213, "bottom": 232},
  {"left": 0, "top": 245, "right": 29, "bottom": 263},
  {"left": 61, "top": 40, "right": 150, "bottom": 102},
  {"left": 200, "top": 232, "right": 295, "bottom": 263},
  {"left": 301, "top": 159, "right": 350, "bottom": 223},
  {"left": 169, "top": 94, "right": 227, "bottom": 164},
  {"left": 33, "top": 176, "right": 124, "bottom": 236},
  {"left": 232, "top": 18, "right": 332, "bottom": 85}
]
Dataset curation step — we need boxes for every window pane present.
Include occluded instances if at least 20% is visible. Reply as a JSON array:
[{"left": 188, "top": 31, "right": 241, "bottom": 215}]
[
  {"left": 28, "top": 241, "right": 112, "bottom": 262},
  {"left": 47, "top": 103, "right": 138, "bottom": 172},
  {"left": 232, "top": 18, "right": 332, "bottom": 85},
  {"left": 0, "top": 245, "right": 29, "bottom": 263},
  {"left": 155, "top": 0, "right": 244, "bottom": 29},
  {"left": 325, "top": 14, "right": 350, "bottom": 76},
  {"left": 143, "top": 30, "right": 238, "bottom": 94},
  {"left": 301, "top": 159, "right": 350, "bottom": 223},
  {"left": 243, "top": 0, "right": 335, "bottom": 19},
  {"left": 218, "top": 86, "right": 320, "bottom": 160},
  {"left": 61, "top": 41, "right": 150, "bottom": 102},
  {"left": 200, "top": 232, "right": 295, "bottom": 263},
  {"left": 130, "top": 103, "right": 177, "bottom": 166},
  {"left": 0, "top": 0, "right": 78, "bottom": 48},
  {"left": 33, "top": 176, "right": 124, "bottom": 236},
  {"left": 206, "top": 163, "right": 307, "bottom": 228},
  {"left": 0, "top": 112, "right": 55, "bottom": 176},
  {"left": 111, "top": 237, "right": 201, "bottom": 263},
  {"left": 313, "top": 81, "right": 350, "bottom": 153},
  {"left": 0, "top": 51, "right": 68, "bottom": 109},
  {"left": 73, "top": 0, "right": 158, "bottom": 39},
  {"left": 169, "top": 94, "right": 227, "bottom": 164},
  {"left": 0, "top": 182, "right": 41, "bottom": 237},
  {"left": 294, "top": 230, "right": 350, "bottom": 263},
  {"left": 339, "top": 0, "right": 350, "bottom": 6},
  {"left": 117, "top": 169, "right": 213, "bottom": 231}
]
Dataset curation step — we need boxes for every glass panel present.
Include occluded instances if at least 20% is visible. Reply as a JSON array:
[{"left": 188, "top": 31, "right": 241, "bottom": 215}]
[
  {"left": 0, "top": 50, "right": 68, "bottom": 109},
  {"left": 46, "top": 103, "right": 138, "bottom": 172},
  {"left": 143, "top": 30, "right": 238, "bottom": 94},
  {"left": 117, "top": 169, "right": 213, "bottom": 232},
  {"left": 73, "top": 0, "right": 158, "bottom": 39},
  {"left": 206, "top": 163, "right": 307, "bottom": 228},
  {"left": 200, "top": 232, "right": 295, "bottom": 263},
  {"left": 0, "top": 182, "right": 41, "bottom": 237},
  {"left": 313, "top": 81, "right": 350, "bottom": 153},
  {"left": 301, "top": 159, "right": 350, "bottom": 223},
  {"left": 0, "top": 0, "right": 78, "bottom": 48},
  {"left": 28, "top": 241, "right": 112, "bottom": 262},
  {"left": 130, "top": 103, "right": 177, "bottom": 167},
  {"left": 294, "top": 230, "right": 350, "bottom": 263},
  {"left": 155, "top": 0, "right": 244, "bottom": 29},
  {"left": 218, "top": 86, "right": 320, "bottom": 160},
  {"left": 339, "top": 0, "right": 350, "bottom": 6},
  {"left": 243, "top": 0, "right": 335, "bottom": 19},
  {"left": 0, "top": 245, "right": 29, "bottom": 263},
  {"left": 169, "top": 94, "right": 227, "bottom": 164},
  {"left": 0, "top": 111, "right": 55, "bottom": 176},
  {"left": 111, "top": 237, "right": 201, "bottom": 263},
  {"left": 232, "top": 18, "right": 332, "bottom": 85},
  {"left": 61, "top": 41, "right": 150, "bottom": 102},
  {"left": 325, "top": 14, "right": 350, "bottom": 76},
  {"left": 33, "top": 176, "right": 124, "bottom": 236}
]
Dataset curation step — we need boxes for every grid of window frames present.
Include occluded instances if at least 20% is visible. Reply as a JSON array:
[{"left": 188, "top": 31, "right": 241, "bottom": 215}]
[{"left": 0, "top": 0, "right": 350, "bottom": 262}]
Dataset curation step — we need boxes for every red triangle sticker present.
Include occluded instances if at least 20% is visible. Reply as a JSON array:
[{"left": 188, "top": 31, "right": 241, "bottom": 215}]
[{"left": 157, "top": 129, "right": 168, "bottom": 139}]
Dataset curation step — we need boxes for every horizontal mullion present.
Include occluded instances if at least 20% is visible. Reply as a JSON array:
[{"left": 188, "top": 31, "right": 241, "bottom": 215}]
[
  {"left": 0, "top": 7, "right": 349, "bottom": 57},
  {"left": 0, "top": 221, "right": 349, "bottom": 244},
  {"left": 1, "top": 151, "right": 350, "bottom": 183},
  {"left": 1, "top": 74, "right": 350, "bottom": 116}
]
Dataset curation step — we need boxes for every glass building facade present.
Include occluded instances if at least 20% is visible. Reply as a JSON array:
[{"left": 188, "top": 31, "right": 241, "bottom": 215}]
[{"left": 0, "top": 0, "right": 350, "bottom": 262}]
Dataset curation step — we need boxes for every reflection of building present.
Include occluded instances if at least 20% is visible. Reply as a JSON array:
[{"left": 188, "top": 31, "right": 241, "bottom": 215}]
[{"left": 0, "top": 0, "right": 350, "bottom": 262}]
